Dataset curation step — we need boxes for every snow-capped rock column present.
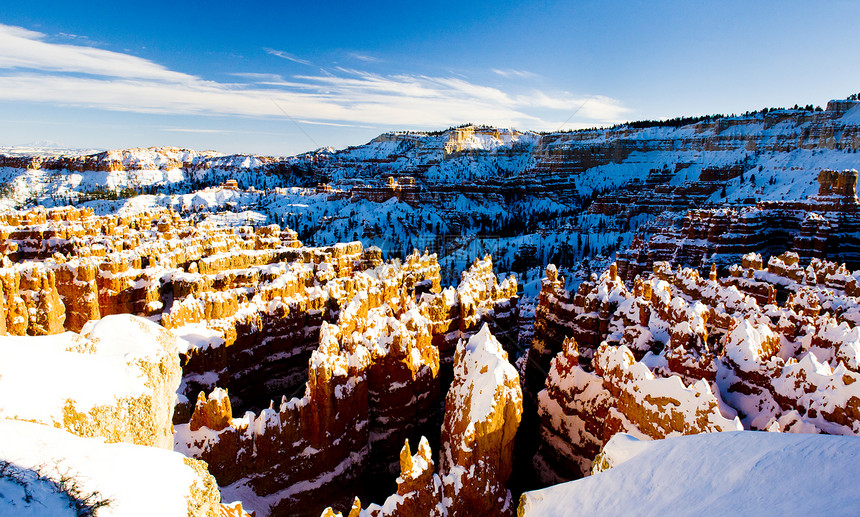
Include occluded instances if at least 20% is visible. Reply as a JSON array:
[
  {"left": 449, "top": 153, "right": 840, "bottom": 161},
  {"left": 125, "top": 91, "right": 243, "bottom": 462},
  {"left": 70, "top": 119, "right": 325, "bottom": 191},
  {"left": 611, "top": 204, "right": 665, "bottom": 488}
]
[{"left": 440, "top": 324, "right": 523, "bottom": 516}]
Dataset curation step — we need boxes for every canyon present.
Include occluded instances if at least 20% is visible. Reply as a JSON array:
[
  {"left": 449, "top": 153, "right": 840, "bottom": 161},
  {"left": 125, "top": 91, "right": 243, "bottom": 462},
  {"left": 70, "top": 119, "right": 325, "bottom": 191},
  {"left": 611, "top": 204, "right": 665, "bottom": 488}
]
[{"left": 0, "top": 97, "right": 859, "bottom": 516}]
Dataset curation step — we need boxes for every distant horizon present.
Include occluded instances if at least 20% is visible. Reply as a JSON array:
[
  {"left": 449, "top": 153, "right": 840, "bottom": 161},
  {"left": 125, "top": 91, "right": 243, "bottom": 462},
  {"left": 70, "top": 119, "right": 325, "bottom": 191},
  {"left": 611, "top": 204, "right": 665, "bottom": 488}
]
[
  {"left": 1, "top": 97, "right": 854, "bottom": 158},
  {"left": 1, "top": 1, "right": 859, "bottom": 155}
]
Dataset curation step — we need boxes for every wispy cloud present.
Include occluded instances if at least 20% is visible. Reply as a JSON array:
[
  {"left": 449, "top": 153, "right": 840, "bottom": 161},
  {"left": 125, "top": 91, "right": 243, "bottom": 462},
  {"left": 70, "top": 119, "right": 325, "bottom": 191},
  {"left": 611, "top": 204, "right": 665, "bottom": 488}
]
[
  {"left": 0, "top": 24, "right": 193, "bottom": 82},
  {"left": 263, "top": 47, "right": 313, "bottom": 66},
  {"left": 0, "top": 23, "right": 630, "bottom": 131},
  {"left": 348, "top": 52, "right": 380, "bottom": 63},
  {"left": 228, "top": 72, "right": 286, "bottom": 82},
  {"left": 56, "top": 32, "right": 104, "bottom": 46},
  {"left": 162, "top": 128, "right": 227, "bottom": 133},
  {"left": 492, "top": 68, "right": 539, "bottom": 79}
]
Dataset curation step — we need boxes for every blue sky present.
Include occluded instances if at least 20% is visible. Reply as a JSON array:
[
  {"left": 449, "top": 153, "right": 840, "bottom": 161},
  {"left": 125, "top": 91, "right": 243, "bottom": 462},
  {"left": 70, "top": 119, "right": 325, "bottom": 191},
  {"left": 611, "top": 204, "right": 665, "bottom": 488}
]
[{"left": 1, "top": 0, "right": 858, "bottom": 156}]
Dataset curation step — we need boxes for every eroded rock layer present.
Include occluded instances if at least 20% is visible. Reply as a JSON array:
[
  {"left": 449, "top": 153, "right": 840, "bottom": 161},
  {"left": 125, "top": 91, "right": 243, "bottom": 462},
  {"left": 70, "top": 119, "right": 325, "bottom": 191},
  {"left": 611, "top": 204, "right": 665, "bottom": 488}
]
[
  {"left": 527, "top": 251, "right": 860, "bottom": 481},
  {"left": 617, "top": 169, "right": 860, "bottom": 280},
  {"left": 175, "top": 255, "right": 517, "bottom": 517}
]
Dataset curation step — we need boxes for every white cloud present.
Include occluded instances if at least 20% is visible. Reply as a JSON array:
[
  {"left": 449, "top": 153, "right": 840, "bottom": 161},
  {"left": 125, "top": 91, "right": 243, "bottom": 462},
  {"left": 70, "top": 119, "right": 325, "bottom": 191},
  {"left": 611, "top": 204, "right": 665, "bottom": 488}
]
[
  {"left": 263, "top": 48, "right": 313, "bottom": 66},
  {"left": 0, "top": 23, "right": 630, "bottom": 131},
  {"left": 348, "top": 52, "right": 380, "bottom": 63},
  {"left": 492, "top": 68, "right": 539, "bottom": 79},
  {"left": 0, "top": 23, "right": 193, "bottom": 83}
]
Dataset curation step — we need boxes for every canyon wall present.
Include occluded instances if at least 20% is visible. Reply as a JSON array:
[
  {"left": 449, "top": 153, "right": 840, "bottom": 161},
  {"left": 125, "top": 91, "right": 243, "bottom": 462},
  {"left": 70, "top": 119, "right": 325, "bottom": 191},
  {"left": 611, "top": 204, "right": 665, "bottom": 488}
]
[
  {"left": 617, "top": 169, "right": 860, "bottom": 279},
  {"left": 527, "top": 251, "right": 860, "bottom": 481},
  {"left": 174, "top": 253, "right": 517, "bottom": 517}
]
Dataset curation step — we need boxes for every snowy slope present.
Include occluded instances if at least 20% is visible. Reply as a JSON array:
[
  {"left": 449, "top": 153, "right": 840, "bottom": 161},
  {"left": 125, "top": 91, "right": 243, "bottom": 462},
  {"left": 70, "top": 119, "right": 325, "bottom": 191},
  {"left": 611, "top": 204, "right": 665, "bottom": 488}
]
[
  {"left": 0, "top": 419, "right": 215, "bottom": 517},
  {"left": 519, "top": 431, "right": 860, "bottom": 516}
]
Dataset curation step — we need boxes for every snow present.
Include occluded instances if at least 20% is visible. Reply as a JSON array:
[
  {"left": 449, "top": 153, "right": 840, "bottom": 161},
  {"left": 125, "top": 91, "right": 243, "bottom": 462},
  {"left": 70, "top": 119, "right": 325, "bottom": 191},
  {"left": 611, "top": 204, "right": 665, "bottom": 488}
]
[
  {"left": 450, "top": 324, "right": 519, "bottom": 423},
  {"left": 724, "top": 318, "right": 779, "bottom": 372},
  {"left": 0, "top": 463, "right": 77, "bottom": 517},
  {"left": 172, "top": 322, "right": 227, "bottom": 353},
  {"left": 0, "top": 314, "right": 175, "bottom": 425},
  {"left": 520, "top": 431, "right": 860, "bottom": 516},
  {"left": 0, "top": 420, "right": 203, "bottom": 517}
]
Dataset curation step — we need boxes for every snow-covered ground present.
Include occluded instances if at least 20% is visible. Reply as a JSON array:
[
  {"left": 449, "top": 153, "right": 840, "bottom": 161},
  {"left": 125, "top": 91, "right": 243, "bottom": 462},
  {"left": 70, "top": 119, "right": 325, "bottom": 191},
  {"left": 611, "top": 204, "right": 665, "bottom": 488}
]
[
  {"left": 519, "top": 431, "right": 860, "bottom": 516},
  {"left": 0, "top": 419, "right": 213, "bottom": 517}
]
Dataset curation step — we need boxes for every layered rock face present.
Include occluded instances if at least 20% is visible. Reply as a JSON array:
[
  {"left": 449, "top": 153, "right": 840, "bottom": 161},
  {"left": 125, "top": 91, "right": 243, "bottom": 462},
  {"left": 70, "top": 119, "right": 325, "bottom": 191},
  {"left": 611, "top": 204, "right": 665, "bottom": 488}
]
[
  {"left": 527, "top": 252, "right": 860, "bottom": 481},
  {"left": 323, "top": 324, "right": 523, "bottom": 517},
  {"left": 0, "top": 206, "right": 300, "bottom": 336},
  {"left": 617, "top": 169, "right": 860, "bottom": 280},
  {"left": 175, "top": 256, "right": 517, "bottom": 517}
]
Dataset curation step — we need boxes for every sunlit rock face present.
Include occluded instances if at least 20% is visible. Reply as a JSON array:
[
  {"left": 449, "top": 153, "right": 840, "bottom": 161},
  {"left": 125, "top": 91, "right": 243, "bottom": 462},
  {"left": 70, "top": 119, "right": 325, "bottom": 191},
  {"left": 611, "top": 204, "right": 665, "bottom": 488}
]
[{"left": 322, "top": 325, "right": 523, "bottom": 517}]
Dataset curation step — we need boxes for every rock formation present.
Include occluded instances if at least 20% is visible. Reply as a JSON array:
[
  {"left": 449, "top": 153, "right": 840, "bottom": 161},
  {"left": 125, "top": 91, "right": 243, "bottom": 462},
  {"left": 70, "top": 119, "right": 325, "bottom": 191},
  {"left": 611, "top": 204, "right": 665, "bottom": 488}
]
[
  {"left": 174, "top": 253, "right": 517, "bottom": 516},
  {"left": 0, "top": 204, "right": 521, "bottom": 516},
  {"left": 617, "top": 169, "right": 860, "bottom": 280},
  {"left": 323, "top": 324, "right": 523, "bottom": 517},
  {"left": 527, "top": 251, "right": 860, "bottom": 481},
  {"left": 0, "top": 313, "right": 181, "bottom": 449}
]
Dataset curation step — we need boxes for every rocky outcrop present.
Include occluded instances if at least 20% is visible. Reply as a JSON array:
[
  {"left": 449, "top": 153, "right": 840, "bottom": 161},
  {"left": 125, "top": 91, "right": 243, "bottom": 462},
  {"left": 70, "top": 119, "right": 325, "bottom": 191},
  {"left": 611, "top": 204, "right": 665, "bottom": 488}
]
[
  {"left": 0, "top": 314, "right": 181, "bottom": 449},
  {"left": 528, "top": 252, "right": 860, "bottom": 481},
  {"left": 0, "top": 313, "right": 232, "bottom": 516},
  {"left": 421, "top": 255, "right": 519, "bottom": 369},
  {"left": 439, "top": 324, "right": 522, "bottom": 516},
  {"left": 534, "top": 338, "right": 740, "bottom": 480},
  {"left": 324, "top": 325, "right": 523, "bottom": 517}
]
